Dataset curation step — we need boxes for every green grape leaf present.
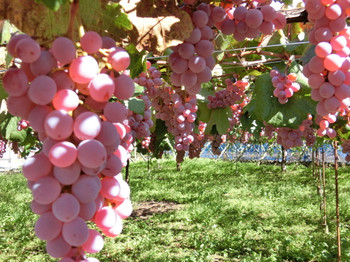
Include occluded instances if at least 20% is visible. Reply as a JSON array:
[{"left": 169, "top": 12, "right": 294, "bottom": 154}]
[
  {"left": 205, "top": 107, "right": 231, "bottom": 135},
  {"left": 0, "top": 114, "right": 27, "bottom": 142},
  {"left": 300, "top": 44, "right": 315, "bottom": 65},
  {"left": 134, "top": 83, "right": 145, "bottom": 96},
  {"left": 197, "top": 100, "right": 211, "bottom": 123},
  {"left": 151, "top": 119, "right": 172, "bottom": 158},
  {"left": 289, "top": 60, "right": 309, "bottom": 90},
  {"left": 0, "top": 81, "right": 8, "bottom": 104},
  {"left": 127, "top": 97, "right": 145, "bottom": 115},
  {"left": 35, "top": 0, "right": 68, "bottom": 11},
  {"left": 104, "top": 3, "right": 133, "bottom": 30},
  {"left": 125, "top": 44, "right": 146, "bottom": 79}
]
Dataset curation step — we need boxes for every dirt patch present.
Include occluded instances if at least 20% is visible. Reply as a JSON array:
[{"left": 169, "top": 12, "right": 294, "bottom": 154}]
[{"left": 131, "top": 200, "right": 184, "bottom": 219}]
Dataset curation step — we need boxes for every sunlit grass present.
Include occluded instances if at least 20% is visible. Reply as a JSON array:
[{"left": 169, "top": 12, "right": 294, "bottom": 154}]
[{"left": 0, "top": 158, "right": 349, "bottom": 261}]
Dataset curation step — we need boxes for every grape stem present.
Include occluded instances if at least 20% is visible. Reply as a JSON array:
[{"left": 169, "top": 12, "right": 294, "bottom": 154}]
[{"left": 66, "top": 0, "right": 80, "bottom": 40}]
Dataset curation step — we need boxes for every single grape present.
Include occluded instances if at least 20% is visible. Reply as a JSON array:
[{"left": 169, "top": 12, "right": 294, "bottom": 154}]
[{"left": 80, "top": 31, "right": 103, "bottom": 54}]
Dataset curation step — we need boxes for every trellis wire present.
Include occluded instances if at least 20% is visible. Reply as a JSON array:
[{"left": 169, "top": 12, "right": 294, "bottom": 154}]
[{"left": 146, "top": 41, "right": 310, "bottom": 60}]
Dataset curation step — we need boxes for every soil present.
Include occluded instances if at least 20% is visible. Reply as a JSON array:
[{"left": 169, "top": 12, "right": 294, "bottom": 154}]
[{"left": 131, "top": 200, "right": 184, "bottom": 220}]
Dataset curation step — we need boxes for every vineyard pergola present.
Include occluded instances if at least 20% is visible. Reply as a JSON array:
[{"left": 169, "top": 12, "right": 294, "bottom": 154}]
[{"left": 0, "top": 0, "right": 350, "bottom": 261}]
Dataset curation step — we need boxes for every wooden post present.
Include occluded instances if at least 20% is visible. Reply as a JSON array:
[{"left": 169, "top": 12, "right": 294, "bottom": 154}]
[
  {"left": 321, "top": 146, "right": 329, "bottom": 234},
  {"left": 334, "top": 141, "right": 341, "bottom": 262},
  {"left": 125, "top": 159, "right": 130, "bottom": 184}
]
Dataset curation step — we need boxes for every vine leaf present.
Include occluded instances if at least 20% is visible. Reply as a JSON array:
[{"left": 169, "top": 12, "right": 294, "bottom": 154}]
[
  {"left": 0, "top": 114, "right": 27, "bottom": 142},
  {"left": 0, "top": 82, "right": 8, "bottom": 104},
  {"left": 34, "top": 0, "right": 68, "bottom": 11},
  {"left": 126, "top": 97, "right": 145, "bottom": 115},
  {"left": 125, "top": 44, "right": 146, "bottom": 79},
  {"left": 205, "top": 107, "right": 231, "bottom": 135}
]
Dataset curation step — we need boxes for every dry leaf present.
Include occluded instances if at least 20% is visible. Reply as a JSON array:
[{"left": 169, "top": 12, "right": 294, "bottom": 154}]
[{"left": 120, "top": 0, "right": 193, "bottom": 55}]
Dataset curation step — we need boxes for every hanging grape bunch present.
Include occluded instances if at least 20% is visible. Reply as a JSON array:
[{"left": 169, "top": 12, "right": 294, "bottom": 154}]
[
  {"left": 270, "top": 70, "right": 301, "bottom": 104},
  {"left": 216, "top": 0, "right": 287, "bottom": 40},
  {"left": 302, "top": 0, "right": 350, "bottom": 138},
  {"left": 3, "top": 31, "right": 135, "bottom": 262},
  {"left": 169, "top": 3, "right": 217, "bottom": 94},
  {"left": 207, "top": 79, "right": 248, "bottom": 109}
]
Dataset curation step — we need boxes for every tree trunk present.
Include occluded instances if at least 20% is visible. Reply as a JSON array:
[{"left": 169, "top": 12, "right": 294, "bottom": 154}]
[{"left": 281, "top": 146, "right": 287, "bottom": 172}]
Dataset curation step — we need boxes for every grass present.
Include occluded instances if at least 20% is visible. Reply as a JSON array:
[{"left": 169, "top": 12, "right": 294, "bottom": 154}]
[{"left": 1, "top": 158, "right": 350, "bottom": 261}]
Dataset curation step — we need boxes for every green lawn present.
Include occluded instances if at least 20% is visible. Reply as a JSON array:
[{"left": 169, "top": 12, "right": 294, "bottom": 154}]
[{"left": 1, "top": 158, "right": 350, "bottom": 261}]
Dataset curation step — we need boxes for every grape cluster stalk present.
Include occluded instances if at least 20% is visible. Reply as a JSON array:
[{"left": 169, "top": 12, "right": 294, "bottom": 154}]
[
  {"left": 4, "top": 31, "right": 135, "bottom": 262},
  {"left": 302, "top": 0, "right": 350, "bottom": 138}
]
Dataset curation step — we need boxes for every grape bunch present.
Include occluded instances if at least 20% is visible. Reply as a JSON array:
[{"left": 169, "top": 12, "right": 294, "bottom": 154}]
[
  {"left": 169, "top": 3, "right": 216, "bottom": 94},
  {"left": 270, "top": 70, "right": 301, "bottom": 104},
  {"left": 207, "top": 79, "right": 248, "bottom": 109},
  {"left": 276, "top": 127, "right": 303, "bottom": 150},
  {"left": 151, "top": 86, "right": 197, "bottom": 151},
  {"left": 275, "top": 115, "right": 316, "bottom": 149},
  {"left": 299, "top": 116, "right": 316, "bottom": 147},
  {"left": 136, "top": 63, "right": 198, "bottom": 153},
  {"left": 0, "top": 136, "right": 7, "bottom": 158},
  {"left": 127, "top": 94, "right": 153, "bottom": 141},
  {"left": 215, "top": 1, "right": 286, "bottom": 41},
  {"left": 4, "top": 31, "right": 135, "bottom": 261},
  {"left": 229, "top": 96, "right": 249, "bottom": 127},
  {"left": 302, "top": 0, "right": 350, "bottom": 137},
  {"left": 262, "top": 123, "right": 276, "bottom": 140},
  {"left": 341, "top": 139, "right": 350, "bottom": 162}
]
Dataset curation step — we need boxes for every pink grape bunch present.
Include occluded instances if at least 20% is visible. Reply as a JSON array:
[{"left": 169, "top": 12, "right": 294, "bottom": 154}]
[
  {"left": 135, "top": 62, "right": 198, "bottom": 152},
  {"left": 4, "top": 31, "right": 135, "bottom": 261},
  {"left": 229, "top": 96, "right": 250, "bottom": 127},
  {"left": 341, "top": 139, "right": 350, "bottom": 161},
  {"left": 207, "top": 79, "right": 248, "bottom": 109},
  {"left": 134, "top": 62, "right": 164, "bottom": 89},
  {"left": 276, "top": 127, "right": 304, "bottom": 149},
  {"left": 169, "top": 3, "right": 216, "bottom": 95},
  {"left": 152, "top": 86, "right": 198, "bottom": 151},
  {"left": 275, "top": 115, "right": 316, "bottom": 149},
  {"left": 215, "top": 1, "right": 286, "bottom": 41},
  {"left": 299, "top": 115, "right": 317, "bottom": 147},
  {"left": 270, "top": 70, "right": 301, "bottom": 104},
  {"left": 0, "top": 135, "right": 7, "bottom": 158},
  {"left": 127, "top": 95, "right": 153, "bottom": 140},
  {"left": 262, "top": 123, "right": 276, "bottom": 140},
  {"left": 302, "top": 0, "right": 350, "bottom": 137}
]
